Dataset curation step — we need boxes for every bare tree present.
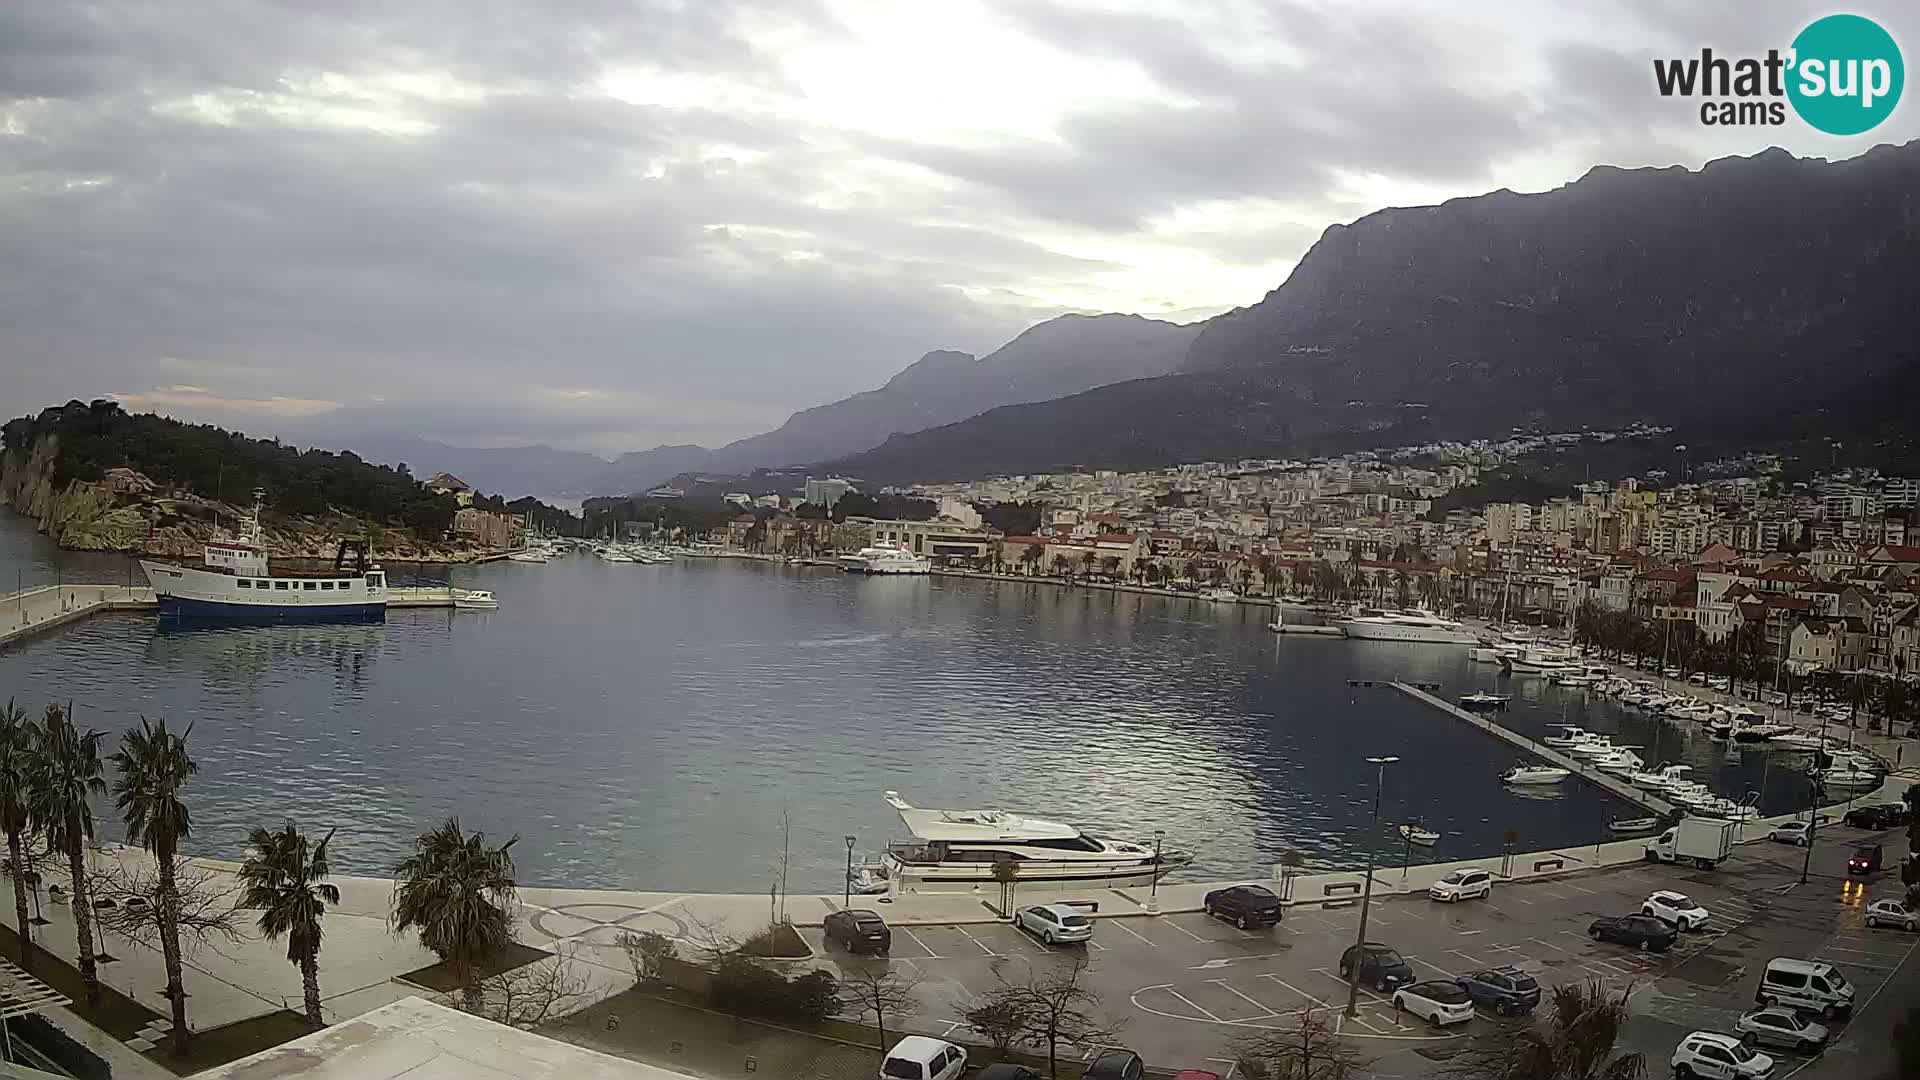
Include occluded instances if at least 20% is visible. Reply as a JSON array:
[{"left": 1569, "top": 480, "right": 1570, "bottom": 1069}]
[
  {"left": 460, "top": 956, "right": 592, "bottom": 1029},
  {"left": 842, "top": 967, "right": 921, "bottom": 1061},
  {"left": 678, "top": 911, "right": 744, "bottom": 966},
  {"left": 91, "top": 854, "right": 244, "bottom": 960},
  {"left": 1233, "top": 1006, "right": 1369, "bottom": 1080},
  {"left": 981, "top": 960, "right": 1121, "bottom": 1080},
  {"left": 616, "top": 929, "right": 675, "bottom": 984},
  {"left": 963, "top": 996, "right": 1027, "bottom": 1058}
]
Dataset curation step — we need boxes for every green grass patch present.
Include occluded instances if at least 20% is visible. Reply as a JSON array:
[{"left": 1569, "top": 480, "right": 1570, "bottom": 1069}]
[
  {"left": 399, "top": 940, "right": 551, "bottom": 992},
  {"left": 0, "top": 917, "right": 164, "bottom": 1041},
  {"left": 144, "top": 1010, "right": 313, "bottom": 1074}
]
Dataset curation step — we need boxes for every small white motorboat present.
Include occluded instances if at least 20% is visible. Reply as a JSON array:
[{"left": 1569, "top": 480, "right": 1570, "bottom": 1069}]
[
  {"left": 1502, "top": 764, "right": 1571, "bottom": 785},
  {"left": 1768, "top": 731, "right": 1828, "bottom": 751},
  {"left": 1459, "top": 691, "right": 1511, "bottom": 710},
  {"left": 506, "top": 550, "right": 549, "bottom": 563},
  {"left": 1567, "top": 738, "right": 1619, "bottom": 758},
  {"left": 1819, "top": 766, "right": 1882, "bottom": 789},
  {"left": 1199, "top": 588, "right": 1239, "bottom": 603},
  {"left": 451, "top": 589, "right": 499, "bottom": 610},
  {"left": 1608, "top": 816, "right": 1662, "bottom": 833},
  {"left": 1543, "top": 725, "right": 1592, "bottom": 748},
  {"left": 1594, "top": 749, "right": 1644, "bottom": 775},
  {"left": 1398, "top": 822, "right": 1440, "bottom": 846}
]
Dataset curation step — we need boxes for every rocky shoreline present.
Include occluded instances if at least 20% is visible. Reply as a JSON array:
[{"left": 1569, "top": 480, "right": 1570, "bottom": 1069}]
[{"left": 1, "top": 435, "right": 497, "bottom": 564}]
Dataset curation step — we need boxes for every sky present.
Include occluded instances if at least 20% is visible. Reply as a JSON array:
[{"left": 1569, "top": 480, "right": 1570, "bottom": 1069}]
[{"left": 2, "top": 0, "right": 1914, "bottom": 457}]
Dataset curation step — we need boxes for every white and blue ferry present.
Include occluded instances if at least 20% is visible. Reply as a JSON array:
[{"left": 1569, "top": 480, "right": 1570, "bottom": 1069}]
[{"left": 140, "top": 498, "right": 388, "bottom": 621}]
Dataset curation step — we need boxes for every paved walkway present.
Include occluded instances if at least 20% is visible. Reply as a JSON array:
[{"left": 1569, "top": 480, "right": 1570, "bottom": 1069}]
[{"left": 0, "top": 584, "right": 155, "bottom": 649}]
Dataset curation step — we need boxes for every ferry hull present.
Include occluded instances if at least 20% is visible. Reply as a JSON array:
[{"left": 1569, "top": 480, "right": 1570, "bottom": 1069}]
[
  {"left": 157, "top": 596, "right": 386, "bottom": 623},
  {"left": 1336, "top": 622, "right": 1480, "bottom": 645}
]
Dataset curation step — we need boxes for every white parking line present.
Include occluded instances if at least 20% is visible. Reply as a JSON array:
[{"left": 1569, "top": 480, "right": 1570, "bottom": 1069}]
[
  {"left": 1109, "top": 920, "right": 1158, "bottom": 947},
  {"left": 1457, "top": 929, "right": 1485, "bottom": 936},
  {"left": 1164, "top": 987, "right": 1225, "bottom": 1023},
  {"left": 1312, "top": 967, "right": 1389, "bottom": 1005},
  {"left": 1408, "top": 956, "right": 1455, "bottom": 979},
  {"left": 1208, "top": 979, "right": 1282, "bottom": 1021},
  {"left": 953, "top": 925, "right": 998, "bottom": 956},
  {"left": 1447, "top": 948, "right": 1486, "bottom": 965},
  {"left": 1259, "top": 974, "right": 1329, "bottom": 1008},
  {"left": 901, "top": 927, "right": 943, "bottom": 959},
  {"left": 1164, "top": 919, "right": 1210, "bottom": 943}
]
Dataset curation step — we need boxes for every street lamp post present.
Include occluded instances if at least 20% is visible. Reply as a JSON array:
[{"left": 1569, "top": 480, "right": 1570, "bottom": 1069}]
[
  {"left": 843, "top": 835, "right": 857, "bottom": 908},
  {"left": 1147, "top": 830, "right": 1166, "bottom": 912},
  {"left": 1347, "top": 755, "right": 1400, "bottom": 1019}
]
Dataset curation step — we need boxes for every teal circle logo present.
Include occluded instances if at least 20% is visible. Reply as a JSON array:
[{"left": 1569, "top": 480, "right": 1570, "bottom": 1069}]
[{"left": 1787, "top": 14, "right": 1903, "bottom": 135}]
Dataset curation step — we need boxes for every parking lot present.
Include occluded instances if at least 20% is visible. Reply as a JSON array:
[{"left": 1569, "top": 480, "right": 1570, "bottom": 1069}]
[{"left": 800, "top": 816, "right": 1917, "bottom": 1077}]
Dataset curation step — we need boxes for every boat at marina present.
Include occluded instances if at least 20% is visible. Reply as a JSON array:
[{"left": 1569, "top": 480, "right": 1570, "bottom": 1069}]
[
  {"left": 1334, "top": 608, "right": 1479, "bottom": 644},
  {"left": 1593, "top": 748, "right": 1644, "bottom": 775},
  {"left": 1459, "top": 691, "right": 1511, "bottom": 710},
  {"left": 1609, "top": 816, "right": 1663, "bottom": 833},
  {"left": 1198, "top": 587, "right": 1240, "bottom": 603},
  {"left": 839, "top": 544, "right": 932, "bottom": 575},
  {"left": 876, "top": 791, "right": 1186, "bottom": 892},
  {"left": 1501, "top": 764, "right": 1571, "bottom": 785},
  {"left": 1467, "top": 646, "right": 1504, "bottom": 664},
  {"left": 1543, "top": 725, "right": 1594, "bottom": 748},
  {"left": 1768, "top": 731, "right": 1830, "bottom": 751},
  {"left": 1398, "top": 822, "right": 1441, "bottom": 846},
  {"left": 1732, "top": 721, "right": 1794, "bottom": 744},
  {"left": 506, "top": 549, "right": 549, "bottom": 563},
  {"left": 138, "top": 495, "right": 388, "bottom": 622},
  {"left": 452, "top": 589, "right": 499, "bottom": 610},
  {"left": 1819, "top": 764, "right": 1882, "bottom": 789}
]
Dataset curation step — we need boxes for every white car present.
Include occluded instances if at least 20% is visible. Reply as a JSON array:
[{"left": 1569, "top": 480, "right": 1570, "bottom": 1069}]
[
  {"left": 1671, "top": 1031, "right": 1776, "bottom": 1079},
  {"left": 1866, "top": 898, "right": 1919, "bottom": 931},
  {"left": 1014, "top": 903, "right": 1093, "bottom": 945},
  {"left": 1428, "top": 867, "right": 1493, "bottom": 903},
  {"left": 1390, "top": 979, "right": 1474, "bottom": 1027},
  {"left": 1732, "top": 1007, "right": 1828, "bottom": 1052},
  {"left": 1768, "top": 821, "right": 1811, "bottom": 846},
  {"left": 880, "top": 1036, "right": 967, "bottom": 1080},
  {"left": 1643, "top": 890, "right": 1711, "bottom": 931}
]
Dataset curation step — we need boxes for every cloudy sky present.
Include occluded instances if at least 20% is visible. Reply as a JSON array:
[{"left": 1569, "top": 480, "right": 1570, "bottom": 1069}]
[{"left": 3, "top": 0, "right": 1914, "bottom": 457}]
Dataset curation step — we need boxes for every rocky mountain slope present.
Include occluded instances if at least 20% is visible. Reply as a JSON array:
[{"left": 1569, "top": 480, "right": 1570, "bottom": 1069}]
[{"left": 828, "top": 142, "right": 1920, "bottom": 483}]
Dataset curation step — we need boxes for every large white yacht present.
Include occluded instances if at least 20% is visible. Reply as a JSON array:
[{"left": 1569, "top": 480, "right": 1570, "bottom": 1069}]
[
  {"left": 1334, "top": 608, "right": 1480, "bottom": 644},
  {"left": 874, "top": 792, "right": 1186, "bottom": 893},
  {"left": 139, "top": 496, "right": 387, "bottom": 621},
  {"left": 838, "top": 544, "right": 932, "bottom": 575}
]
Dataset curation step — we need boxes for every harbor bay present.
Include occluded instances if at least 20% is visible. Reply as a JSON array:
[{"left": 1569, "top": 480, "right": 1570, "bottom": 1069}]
[{"left": 0, "top": 511, "right": 1819, "bottom": 895}]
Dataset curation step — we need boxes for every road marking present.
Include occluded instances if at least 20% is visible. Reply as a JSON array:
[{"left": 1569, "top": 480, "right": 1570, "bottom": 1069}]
[
  {"left": 953, "top": 925, "right": 997, "bottom": 956},
  {"left": 1312, "top": 967, "right": 1389, "bottom": 1004},
  {"left": 1818, "top": 956, "right": 1899, "bottom": 972},
  {"left": 1779, "top": 934, "right": 1920, "bottom": 1079},
  {"left": 1087, "top": 940, "right": 1107, "bottom": 951},
  {"left": 1204, "top": 1057, "right": 1239, "bottom": 1079},
  {"left": 1259, "top": 974, "right": 1329, "bottom": 1008},
  {"left": 1447, "top": 948, "right": 1485, "bottom": 965},
  {"left": 1109, "top": 920, "right": 1157, "bottom": 947},
  {"left": 1486, "top": 941, "right": 1528, "bottom": 955},
  {"left": 1408, "top": 956, "right": 1455, "bottom": 979},
  {"left": 1457, "top": 929, "right": 1484, "bottom": 936},
  {"left": 1164, "top": 919, "right": 1210, "bottom": 943},
  {"left": 900, "top": 927, "right": 943, "bottom": 959},
  {"left": 1164, "top": 986, "right": 1225, "bottom": 1022},
  {"left": 1209, "top": 979, "right": 1282, "bottom": 1020},
  {"left": 1558, "top": 882, "right": 1597, "bottom": 895}
]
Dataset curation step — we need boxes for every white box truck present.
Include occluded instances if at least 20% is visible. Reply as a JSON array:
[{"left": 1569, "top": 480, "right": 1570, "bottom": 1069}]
[{"left": 1644, "top": 817, "right": 1736, "bottom": 870}]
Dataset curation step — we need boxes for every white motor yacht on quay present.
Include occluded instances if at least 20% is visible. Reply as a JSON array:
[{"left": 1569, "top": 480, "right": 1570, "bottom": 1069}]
[{"left": 875, "top": 792, "right": 1187, "bottom": 893}]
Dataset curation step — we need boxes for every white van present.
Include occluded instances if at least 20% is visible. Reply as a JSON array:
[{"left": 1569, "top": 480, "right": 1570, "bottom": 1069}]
[
  {"left": 1754, "top": 958, "right": 1854, "bottom": 1020},
  {"left": 880, "top": 1036, "right": 967, "bottom": 1080}
]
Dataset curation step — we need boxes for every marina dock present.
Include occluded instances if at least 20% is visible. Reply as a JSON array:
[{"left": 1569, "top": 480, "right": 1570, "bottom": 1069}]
[{"left": 1391, "top": 680, "right": 1678, "bottom": 816}]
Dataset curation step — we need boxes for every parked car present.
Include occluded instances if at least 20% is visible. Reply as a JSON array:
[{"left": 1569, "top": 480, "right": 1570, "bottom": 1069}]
[
  {"left": 1671, "top": 1031, "right": 1776, "bottom": 1079},
  {"left": 1733, "top": 1006, "right": 1829, "bottom": 1052},
  {"left": 1428, "top": 867, "right": 1494, "bottom": 903},
  {"left": 1769, "top": 821, "right": 1812, "bottom": 846},
  {"left": 824, "top": 908, "right": 892, "bottom": 955},
  {"left": 1014, "top": 903, "right": 1093, "bottom": 945},
  {"left": 1866, "top": 898, "right": 1919, "bottom": 931},
  {"left": 1338, "top": 942, "right": 1414, "bottom": 992},
  {"left": 1755, "top": 958, "right": 1854, "bottom": 1020},
  {"left": 1848, "top": 844, "right": 1883, "bottom": 876},
  {"left": 1842, "top": 803, "right": 1907, "bottom": 829},
  {"left": 1642, "top": 890, "right": 1712, "bottom": 931},
  {"left": 880, "top": 1036, "right": 967, "bottom": 1080},
  {"left": 1588, "top": 914, "right": 1677, "bottom": 952},
  {"left": 1391, "top": 979, "right": 1475, "bottom": 1027},
  {"left": 1455, "top": 966, "right": 1542, "bottom": 1016},
  {"left": 975, "top": 1066, "right": 1043, "bottom": 1080},
  {"left": 1082, "top": 1049, "right": 1145, "bottom": 1080},
  {"left": 1203, "top": 884, "right": 1284, "bottom": 928}
]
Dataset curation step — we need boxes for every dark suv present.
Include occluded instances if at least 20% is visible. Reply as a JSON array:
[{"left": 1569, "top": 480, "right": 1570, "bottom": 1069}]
[
  {"left": 823, "top": 908, "right": 892, "bottom": 954},
  {"left": 1844, "top": 803, "right": 1908, "bottom": 830},
  {"left": 1082, "top": 1049, "right": 1145, "bottom": 1080},
  {"left": 1587, "top": 914, "right": 1676, "bottom": 952},
  {"left": 1339, "top": 942, "right": 1414, "bottom": 992},
  {"left": 1455, "top": 966, "right": 1542, "bottom": 1015},
  {"left": 1203, "top": 884, "right": 1284, "bottom": 929}
]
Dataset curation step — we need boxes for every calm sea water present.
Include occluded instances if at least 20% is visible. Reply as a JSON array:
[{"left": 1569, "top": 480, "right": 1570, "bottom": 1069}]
[{"left": 0, "top": 511, "right": 1813, "bottom": 892}]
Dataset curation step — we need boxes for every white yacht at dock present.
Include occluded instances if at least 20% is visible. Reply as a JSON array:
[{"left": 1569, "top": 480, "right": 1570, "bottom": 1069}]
[
  {"left": 1333, "top": 607, "right": 1480, "bottom": 644},
  {"left": 838, "top": 543, "right": 932, "bottom": 575},
  {"left": 871, "top": 791, "right": 1186, "bottom": 894}
]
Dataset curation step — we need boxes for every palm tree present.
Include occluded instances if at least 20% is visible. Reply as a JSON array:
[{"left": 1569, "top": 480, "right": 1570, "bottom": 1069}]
[
  {"left": 391, "top": 818, "right": 518, "bottom": 1010},
  {"left": 28, "top": 703, "right": 107, "bottom": 1008},
  {"left": 111, "top": 716, "right": 198, "bottom": 1056},
  {"left": 239, "top": 823, "right": 340, "bottom": 1028},
  {"left": 0, "top": 700, "right": 38, "bottom": 973}
]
